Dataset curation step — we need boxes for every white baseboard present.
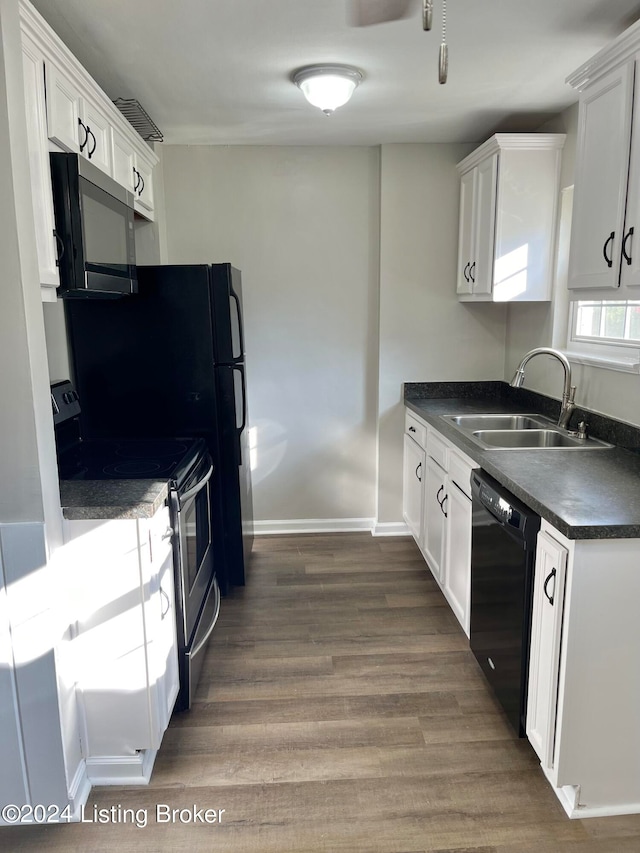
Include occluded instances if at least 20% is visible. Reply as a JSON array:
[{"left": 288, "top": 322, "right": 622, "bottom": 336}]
[
  {"left": 546, "top": 777, "right": 640, "bottom": 819},
  {"left": 371, "top": 521, "right": 411, "bottom": 537},
  {"left": 85, "top": 749, "right": 157, "bottom": 786},
  {"left": 68, "top": 759, "right": 91, "bottom": 820},
  {"left": 255, "top": 518, "right": 375, "bottom": 535}
]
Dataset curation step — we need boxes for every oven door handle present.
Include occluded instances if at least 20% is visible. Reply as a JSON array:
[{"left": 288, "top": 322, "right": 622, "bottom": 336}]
[
  {"left": 180, "top": 463, "right": 214, "bottom": 504},
  {"left": 191, "top": 578, "right": 221, "bottom": 659}
]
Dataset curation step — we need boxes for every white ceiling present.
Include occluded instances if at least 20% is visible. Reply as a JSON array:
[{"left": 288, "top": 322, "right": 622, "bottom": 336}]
[{"left": 30, "top": 0, "right": 640, "bottom": 145}]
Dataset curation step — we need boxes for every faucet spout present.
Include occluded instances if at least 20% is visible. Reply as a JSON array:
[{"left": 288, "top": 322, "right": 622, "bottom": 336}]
[{"left": 509, "top": 347, "right": 576, "bottom": 430}]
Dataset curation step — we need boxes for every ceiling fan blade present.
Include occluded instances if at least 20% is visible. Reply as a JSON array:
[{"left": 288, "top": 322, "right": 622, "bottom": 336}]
[{"left": 348, "top": 0, "right": 417, "bottom": 28}]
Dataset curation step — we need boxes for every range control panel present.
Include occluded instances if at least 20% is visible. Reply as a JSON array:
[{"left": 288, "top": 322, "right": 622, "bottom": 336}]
[{"left": 51, "top": 380, "right": 81, "bottom": 425}]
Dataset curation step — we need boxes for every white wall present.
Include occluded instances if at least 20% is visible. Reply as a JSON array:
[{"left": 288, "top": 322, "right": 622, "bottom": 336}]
[
  {"left": 505, "top": 103, "right": 640, "bottom": 427},
  {"left": 0, "top": 0, "right": 81, "bottom": 811},
  {"left": 161, "top": 145, "right": 381, "bottom": 525},
  {"left": 376, "top": 144, "right": 509, "bottom": 524}
]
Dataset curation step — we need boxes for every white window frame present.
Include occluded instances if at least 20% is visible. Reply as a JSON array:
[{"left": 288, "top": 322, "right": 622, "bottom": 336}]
[{"left": 566, "top": 299, "right": 640, "bottom": 373}]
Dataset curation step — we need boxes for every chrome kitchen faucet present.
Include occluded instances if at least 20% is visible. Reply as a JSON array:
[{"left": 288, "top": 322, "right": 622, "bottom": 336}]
[{"left": 510, "top": 347, "right": 576, "bottom": 430}]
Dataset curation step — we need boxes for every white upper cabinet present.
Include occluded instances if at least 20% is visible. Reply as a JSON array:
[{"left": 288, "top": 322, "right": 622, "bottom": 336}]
[
  {"left": 133, "top": 155, "right": 155, "bottom": 215},
  {"left": 567, "top": 63, "right": 635, "bottom": 293},
  {"left": 19, "top": 0, "right": 159, "bottom": 297},
  {"left": 21, "top": 34, "right": 59, "bottom": 297},
  {"left": 456, "top": 134, "right": 565, "bottom": 303},
  {"left": 567, "top": 22, "right": 640, "bottom": 298},
  {"left": 46, "top": 62, "right": 113, "bottom": 176},
  {"left": 112, "top": 126, "right": 137, "bottom": 193}
]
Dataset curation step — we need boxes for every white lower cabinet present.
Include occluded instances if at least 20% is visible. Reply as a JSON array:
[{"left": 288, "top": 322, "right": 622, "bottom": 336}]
[
  {"left": 403, "top": 409, "right": 474, "bottom": 637},
  {"left": 423, "top": 453, "right": 447, "bottom": 585},
  {"left": 402, "top": 433, "right": 425, "bottom": 544},
  {"left": 526, "top": 530, "right": 567, "bottom": 768},
  {"left": 527, "top": 520, "right": 640, "bottom": 817},
  {"left": 62, "top": 503, "right": 178, "bottom": 785},
  {"left": 444, "top": 477, "right": 472, "bottom": 636}
]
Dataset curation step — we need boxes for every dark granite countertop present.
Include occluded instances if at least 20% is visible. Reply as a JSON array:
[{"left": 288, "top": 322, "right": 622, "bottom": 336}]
[
  {"left": 405, "top": 391, "right": 640, "bottom": 540},
  {"left": 60, "top": 480, "right": 169, "bottom": 520}
]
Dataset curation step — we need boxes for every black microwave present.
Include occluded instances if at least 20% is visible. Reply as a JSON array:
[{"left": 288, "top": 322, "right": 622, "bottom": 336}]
[{"left": 50, "top": 153, "right": 137, "bottom": 298}]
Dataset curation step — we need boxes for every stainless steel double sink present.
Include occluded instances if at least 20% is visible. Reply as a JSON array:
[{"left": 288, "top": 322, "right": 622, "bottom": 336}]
[{"left": 443, "top": 413, "right": 613, "bottom": 451}]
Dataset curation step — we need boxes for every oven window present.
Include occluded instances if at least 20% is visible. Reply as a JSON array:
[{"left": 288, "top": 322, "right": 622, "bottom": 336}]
[
  {"left": 80, "top": 179, "right": 130, "bottom": 271},
  {"left": 184, "top": 485, "right": 211, "bottom": 594}
]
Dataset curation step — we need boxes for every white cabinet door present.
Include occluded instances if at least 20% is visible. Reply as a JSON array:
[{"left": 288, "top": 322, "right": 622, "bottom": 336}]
[
  {"left": 81, "top": 100, "right": 113, "bottom": 175},
  {"left": 149, "top": 553, "right": 179, "bottom": 746},
  {"left": 423, "top": 455, "right": 447, "bottom": 584},
  {"left": 473, "top": 152, "right": 498, "bottom": 296},
  {"left": 112, "top": 126, "right": 137, "bottom": 193},
  {"left": 21, "top": 37, "right": 60, "bottom": 294},
  {"left": 568, "top": 63, "right": 634, "bottom": 292},
  {"left": 402, "top": 434, "right": 426, "bottom": 546},
  {"left": 527, "top": 530, "right": 568, "bottom": 769},
  {"left": 620, "top": 59, "right": 640, "bottom": 289},
  {"left": 134, "top": 156, "right": 155, "bottom": 218},
  {"left": 45, "top": 61, "right": 83, "bottom": 153},
  {"left": 444, "top": 480, "right": 472, "bottom": 637},
  {"left": 457, "top": 168, "right": 476, "bottom": 294}
]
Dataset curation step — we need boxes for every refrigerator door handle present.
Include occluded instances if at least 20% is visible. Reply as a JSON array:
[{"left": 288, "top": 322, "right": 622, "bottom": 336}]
[
  {"left": 230, "top": 287, "right": 245, "bottom": 362},
  {"left": 233, "top": 364, "right": 247, "bottom": 434}
]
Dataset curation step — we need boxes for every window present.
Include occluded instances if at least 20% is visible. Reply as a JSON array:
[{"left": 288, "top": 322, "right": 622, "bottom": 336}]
[
  {"left": 573, "top": 300, "right": 640, "bottom": 343},
  {"left": 568, "top": 299, "right": 640, "bottom": 372}
]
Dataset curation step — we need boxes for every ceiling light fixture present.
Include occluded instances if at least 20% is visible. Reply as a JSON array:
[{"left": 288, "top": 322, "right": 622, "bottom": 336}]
[{"left": 293, "top": 64, "right": 364, "bottom": 115}]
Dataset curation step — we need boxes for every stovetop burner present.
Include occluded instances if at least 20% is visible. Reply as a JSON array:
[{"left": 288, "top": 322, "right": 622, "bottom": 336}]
[{"left": 57, "top": 436, "right": 205, "bottom": 489}]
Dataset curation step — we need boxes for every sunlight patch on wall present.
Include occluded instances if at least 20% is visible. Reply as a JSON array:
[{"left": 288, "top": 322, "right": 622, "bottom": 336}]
[{"left": 494, "top": 243, "right": 528, "bottom": 302}]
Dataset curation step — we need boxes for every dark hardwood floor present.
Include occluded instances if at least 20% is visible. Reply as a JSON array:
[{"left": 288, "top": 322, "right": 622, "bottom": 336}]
[{"left": 13, "top": 533, "right": 640, "bottom": 851}]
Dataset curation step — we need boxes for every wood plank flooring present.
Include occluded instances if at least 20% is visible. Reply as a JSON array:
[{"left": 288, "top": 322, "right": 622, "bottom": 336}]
[{"left": 12, "top": 533, "right": 640, "bottom": 851}]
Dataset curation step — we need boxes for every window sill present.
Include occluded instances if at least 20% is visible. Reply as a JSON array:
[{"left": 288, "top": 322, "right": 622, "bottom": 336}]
[{"left": 566, "top": 349, "right": 640, "bottom": 374}]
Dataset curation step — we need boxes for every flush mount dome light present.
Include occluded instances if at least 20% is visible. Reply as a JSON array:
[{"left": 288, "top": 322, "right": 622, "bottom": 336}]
[{"left": 293, "top": 64, "right": 363, "bottom": 115}]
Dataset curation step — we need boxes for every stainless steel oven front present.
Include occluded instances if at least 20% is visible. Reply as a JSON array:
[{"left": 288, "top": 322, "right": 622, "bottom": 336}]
[{"left": 171, "top": 452, "right": 220, "bottom": 710}]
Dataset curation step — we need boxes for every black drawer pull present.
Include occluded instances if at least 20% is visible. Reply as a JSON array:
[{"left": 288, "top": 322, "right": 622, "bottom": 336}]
[
  {"left": 622, "top": 226, "right": 634, "bottom": 266},
  {"left": 543, "top": 568, "right": 556, "bottom": 606},
  {"left": 603, "top": 231, "right": 615, "bottom": 268},
  {"left": 415, "top": 462, "right": 422, "bottom": 482}
]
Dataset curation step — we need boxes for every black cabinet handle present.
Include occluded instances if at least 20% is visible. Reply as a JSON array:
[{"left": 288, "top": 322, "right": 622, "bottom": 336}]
[
  {"left": 469, "top": 261, "right": 476, "bottom": 283},
  {"left": 160, "top": 585, "right": 170, "bottom": 619},
  {"left": 603, "top": 231, "right": 615, "bottom": 268},
  {"left": 133, "top": 167, "right": 141, "bottom": 192},
  {"left": 87, "top": 127, "right": 97, "bottom": 158},
  {"left": 622, "top": 226, "right": 634, "bottom": 266},
  {"left": 408, "top": 426, "right": 416, "bottom": 433},
  {"left": 436, "top": 484, "right": 444, "bottom": 504},
  {"left": 440, "top": 493, "right": 448, "bottom": 518},
  {"left": 138, "top": 173, "right": 145, "bottom": 196},
  {"left": 78, "top": 117, "right": 88, "bottom": 152},
  {"left": 463, "top": 262, "right": 470, "bottom": 282},
  {"left": 53, "top": 229, "right": 65, "bottom": 267},
  {"left": 415, "top": 462, "right": 422, "bottom": 483},
  {"left": 543, "top": 568, "right": 556, "bottom": 606}
]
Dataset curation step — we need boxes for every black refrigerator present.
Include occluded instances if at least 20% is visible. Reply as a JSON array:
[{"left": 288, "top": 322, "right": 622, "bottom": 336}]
[{"left": 65, "top": 263, "right": 253, "bottom": 594}]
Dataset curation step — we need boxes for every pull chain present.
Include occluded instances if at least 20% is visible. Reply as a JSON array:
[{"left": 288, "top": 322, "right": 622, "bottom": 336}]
[
  {"left": 439, "top": 0, "right": 448, "bottom": 84},
  {"left": 423, "top": 0, "right": 433, "bottom": 31}
]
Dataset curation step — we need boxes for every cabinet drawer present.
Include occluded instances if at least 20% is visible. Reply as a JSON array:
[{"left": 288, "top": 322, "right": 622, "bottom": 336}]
[
  {"left": 427, "top": 429, "right": 448, "bottom": 470},
  {"left": 448, "top": 450, "right": 474, "bottom": 498},
  {"left": 405, "top": 411, "right": 427, "bottom": 449}
]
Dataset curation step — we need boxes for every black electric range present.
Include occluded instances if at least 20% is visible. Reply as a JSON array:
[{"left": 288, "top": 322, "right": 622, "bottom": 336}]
[{"left": 51, "top": 379, "right": 220, "bottom": 712}]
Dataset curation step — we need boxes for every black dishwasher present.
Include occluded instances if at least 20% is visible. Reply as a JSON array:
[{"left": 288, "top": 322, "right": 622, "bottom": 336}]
[{"left": 470, "top": 470, "right": 540, "bottom": 737}]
